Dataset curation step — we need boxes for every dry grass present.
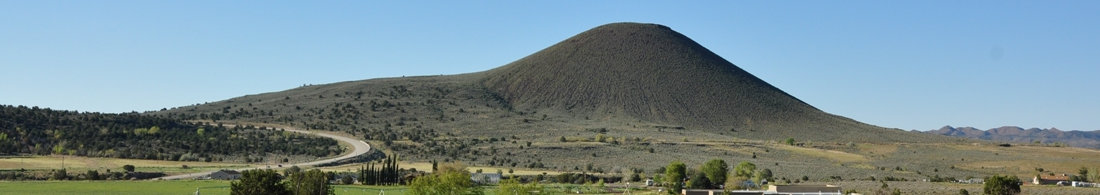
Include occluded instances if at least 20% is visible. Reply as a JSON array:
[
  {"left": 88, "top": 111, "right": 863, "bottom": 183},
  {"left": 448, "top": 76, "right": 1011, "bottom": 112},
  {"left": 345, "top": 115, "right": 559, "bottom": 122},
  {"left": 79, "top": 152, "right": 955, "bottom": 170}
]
[
  {"left": 777, "top": 144, "right": 868, "bottom": 163},
  {"left": 824, "top": 181, "right": 1100, "bottom": 195},
  {"left": 0, "top": 155, "right": 247, "bottom": 174}
]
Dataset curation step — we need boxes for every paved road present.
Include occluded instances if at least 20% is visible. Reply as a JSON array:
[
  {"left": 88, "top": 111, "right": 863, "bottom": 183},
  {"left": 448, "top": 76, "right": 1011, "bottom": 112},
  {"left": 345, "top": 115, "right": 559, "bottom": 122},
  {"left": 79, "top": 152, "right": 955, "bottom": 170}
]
[{"left": 155, "top": 124, "right": 371, "bottom": 180}]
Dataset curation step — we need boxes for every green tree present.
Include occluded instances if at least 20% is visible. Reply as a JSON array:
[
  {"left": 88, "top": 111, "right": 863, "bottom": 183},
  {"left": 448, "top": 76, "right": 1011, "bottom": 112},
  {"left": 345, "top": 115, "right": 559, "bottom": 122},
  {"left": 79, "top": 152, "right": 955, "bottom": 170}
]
[
  {"left": 699, "top": 159, "right": 728, "bottom": 187},
  {"left": 687, "top": 172, "right": 711, "bottom": 189},
  {"left": 734, "top": 161, "right": 756, "bottom": 178},
  {"left": 122, "top": 164, "right": 135, "bottom": 173},
  {"left": 408, "top": 163, "right": 481, "bottom": 195},
  {"left": 958, "top": 189, "right": 969, "bottom": 195},
  {"left": 1078, "top": 167, "right": 1089, "bottom": 182},
  {"left": 1091, "top": 167, "right": 1100, "bottom": 183},
  {"left": 753, "top": 168, "right": 773, "bottom": 186},
  {"left": 51, "top": 169, "right": 69, "bottom": 180},
  {"left": 231, "top": 169, "right": 290, "bottom": 195},
  {"left": 665, "top": 161, "right": 687, "bottom": 194},
  {"left": 284, "top": 165, "right": 301, "bottom": 176},
  {"left": 732, "top": 161, "right": 757, "bottom": 189},
  {"left": 497, "top": 176, "right": 547, "bottom": 195},
  {"left": 983, "top": 174, "right": 1021, "bottom": 195},
  {"left": 785, "top": 138, "right": 795, "bottom": 145},
  {"left": 85, "top": 170, "right": 101, "bottom": 180},
  {"left": 287, "top": 169, "right": 332, "bottom": 195}
]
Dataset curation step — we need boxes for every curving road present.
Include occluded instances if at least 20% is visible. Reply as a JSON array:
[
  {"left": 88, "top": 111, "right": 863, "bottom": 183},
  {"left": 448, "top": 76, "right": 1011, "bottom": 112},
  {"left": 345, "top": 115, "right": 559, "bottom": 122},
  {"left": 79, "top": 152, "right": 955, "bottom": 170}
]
[{"left": 155, "top": 124, "right": 370, "bottom": 180}]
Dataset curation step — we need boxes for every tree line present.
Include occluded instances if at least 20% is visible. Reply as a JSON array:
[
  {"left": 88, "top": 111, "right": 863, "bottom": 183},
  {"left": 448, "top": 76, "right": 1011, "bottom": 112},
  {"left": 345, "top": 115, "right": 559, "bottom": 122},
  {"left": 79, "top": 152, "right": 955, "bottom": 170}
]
[
  {"left": 232, "top": 168, "right": 334, "bottom": 195},
  {"left": 358, "top": 155, "right": 401, "bottom": 185}
]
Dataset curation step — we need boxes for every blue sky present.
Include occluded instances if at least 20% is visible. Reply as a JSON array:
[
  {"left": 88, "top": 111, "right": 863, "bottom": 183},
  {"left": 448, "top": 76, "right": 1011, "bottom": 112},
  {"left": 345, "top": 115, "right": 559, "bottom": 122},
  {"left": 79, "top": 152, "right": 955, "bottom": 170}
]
[{"left": 2, "top": 1, "right": 1098, "bottom": 131}]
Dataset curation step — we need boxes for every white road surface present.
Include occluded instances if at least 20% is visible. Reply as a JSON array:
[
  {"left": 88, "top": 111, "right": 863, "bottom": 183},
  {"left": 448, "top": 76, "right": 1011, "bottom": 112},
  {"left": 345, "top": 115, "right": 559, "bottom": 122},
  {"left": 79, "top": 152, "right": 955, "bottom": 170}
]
[{"left": 155, "top": 125, "right": 370, "bottom": 180}]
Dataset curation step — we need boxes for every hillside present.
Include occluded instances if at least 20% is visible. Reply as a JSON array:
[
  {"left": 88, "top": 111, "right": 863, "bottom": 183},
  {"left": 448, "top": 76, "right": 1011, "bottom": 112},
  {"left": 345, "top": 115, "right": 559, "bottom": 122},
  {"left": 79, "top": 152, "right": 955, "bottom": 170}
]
[
  {"left": 929, "top": 125, "right": 1100, "bottom": 149},
  {"left": 480, "top": 23, "right": 941, "bottom": 142},
  {"left": 160, "top": 22, "right": 943, "bottom": 142},
  {"left": 0, "top": 105, "right": 341, "bottom": 163},
  {"left": 155, "top": 22, "right": 985, "bottom": 179}
]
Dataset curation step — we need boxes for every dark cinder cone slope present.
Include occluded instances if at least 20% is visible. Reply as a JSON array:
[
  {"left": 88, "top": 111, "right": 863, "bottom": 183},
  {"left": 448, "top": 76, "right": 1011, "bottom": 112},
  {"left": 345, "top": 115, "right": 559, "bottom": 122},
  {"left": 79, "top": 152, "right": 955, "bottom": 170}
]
[
  {"left": 161, "top": 22, "right": 950, "bottom": 143},
  {"left": 482, "top": 22, "right": 924, "bottom": 141},
  {"left": 483, "top": 23, "right": 811, "bottom": 126}
]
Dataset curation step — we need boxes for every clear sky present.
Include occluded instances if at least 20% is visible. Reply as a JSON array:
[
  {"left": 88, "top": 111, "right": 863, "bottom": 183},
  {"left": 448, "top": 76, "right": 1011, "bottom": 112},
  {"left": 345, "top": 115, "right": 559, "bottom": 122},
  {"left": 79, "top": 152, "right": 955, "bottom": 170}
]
[{"left": 2, "top": 1, "right": 1098, "bottom": 131}]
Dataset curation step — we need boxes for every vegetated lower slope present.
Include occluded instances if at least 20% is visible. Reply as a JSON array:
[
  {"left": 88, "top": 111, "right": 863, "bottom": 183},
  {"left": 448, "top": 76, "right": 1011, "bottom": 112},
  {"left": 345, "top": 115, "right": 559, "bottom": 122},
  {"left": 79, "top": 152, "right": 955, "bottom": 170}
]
[
  {"left": 157, "top": 22, "right": 974, "bottom": 178},
  {"left": 929, "top": 125, "right": 1100, "bottom": 149},
  {"left": 0, "top": 105, "right": 340, "bottom": 163}
]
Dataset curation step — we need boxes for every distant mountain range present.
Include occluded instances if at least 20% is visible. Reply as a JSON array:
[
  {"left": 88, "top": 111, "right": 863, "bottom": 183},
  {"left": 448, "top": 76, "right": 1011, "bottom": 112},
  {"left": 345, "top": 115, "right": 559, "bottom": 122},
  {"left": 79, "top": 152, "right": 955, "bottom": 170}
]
[{"left": 927, "top": 126, "right": 1100, "bottom": 149}]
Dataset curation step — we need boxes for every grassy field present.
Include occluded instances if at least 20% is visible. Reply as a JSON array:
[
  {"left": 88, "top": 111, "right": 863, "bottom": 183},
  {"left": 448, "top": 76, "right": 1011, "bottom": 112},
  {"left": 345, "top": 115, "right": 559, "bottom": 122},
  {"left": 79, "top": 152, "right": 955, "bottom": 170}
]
[
  {"left": 0, "top": 180, "right": 232, "bottom": 195},
  {"left": 0, "top": 155, "right": 248, "bottom": 175},
  {"left": 0, "top": 180, "right": 670, "bottom": 195},
  {"left": 0, "top": 180, "right": 411, "bottom": 195}
]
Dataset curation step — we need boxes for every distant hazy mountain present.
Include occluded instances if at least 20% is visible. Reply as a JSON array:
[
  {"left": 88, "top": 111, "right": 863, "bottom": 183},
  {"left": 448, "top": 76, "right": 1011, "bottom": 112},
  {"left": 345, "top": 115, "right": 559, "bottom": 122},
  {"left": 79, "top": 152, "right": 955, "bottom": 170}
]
[{"left": 928, "top": 126, "right": 1100, "bottom": 148}]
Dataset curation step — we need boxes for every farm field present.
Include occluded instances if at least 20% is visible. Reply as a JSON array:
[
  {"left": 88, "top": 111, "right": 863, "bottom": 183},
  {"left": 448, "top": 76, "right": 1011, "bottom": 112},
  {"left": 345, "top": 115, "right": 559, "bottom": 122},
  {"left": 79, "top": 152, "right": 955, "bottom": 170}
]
[{"left": 0, "top": 180, "right": 232, "bottom": 195}]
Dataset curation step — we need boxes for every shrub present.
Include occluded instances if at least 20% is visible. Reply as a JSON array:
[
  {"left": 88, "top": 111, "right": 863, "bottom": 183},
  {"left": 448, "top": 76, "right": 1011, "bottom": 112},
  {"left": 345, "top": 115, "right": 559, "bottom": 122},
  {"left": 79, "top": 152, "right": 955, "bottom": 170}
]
[{"left": 983, "top": 174, "right": 1021, "bottom": 195}]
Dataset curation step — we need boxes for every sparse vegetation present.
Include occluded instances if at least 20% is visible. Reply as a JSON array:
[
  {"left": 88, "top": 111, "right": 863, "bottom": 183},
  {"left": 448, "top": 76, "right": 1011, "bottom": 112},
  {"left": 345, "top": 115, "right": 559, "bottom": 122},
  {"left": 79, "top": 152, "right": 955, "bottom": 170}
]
[{"left": 0, "top": 105, "right": 340, "bottom": 163}]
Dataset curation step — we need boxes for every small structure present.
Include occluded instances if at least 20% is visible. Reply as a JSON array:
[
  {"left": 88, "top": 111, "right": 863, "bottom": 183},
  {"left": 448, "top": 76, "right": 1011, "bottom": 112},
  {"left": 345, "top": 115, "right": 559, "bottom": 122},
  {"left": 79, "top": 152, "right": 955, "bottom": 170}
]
[
  {"left": 1071, "top": 181, "right": 1097, "bottom": 188},
  {"left": 645, "top": 178, "right": 655, "bottom": 186},
  {"left": 957, "top": 178, "right": 984, "bottom": 184},
  {"left": 1033, "top": 174, "right": 1072, "bottom": 185},
  {"left": 205, "top": 170, "right": 241, "bottom": 180},
  {"left": 470, "top": 173, "right": 501, "bottom": 184}
]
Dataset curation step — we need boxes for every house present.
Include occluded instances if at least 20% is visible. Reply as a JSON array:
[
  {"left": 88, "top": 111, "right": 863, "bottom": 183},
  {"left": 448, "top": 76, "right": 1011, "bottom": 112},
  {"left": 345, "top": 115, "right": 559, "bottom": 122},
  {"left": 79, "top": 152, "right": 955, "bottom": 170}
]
[
  {"left": 470, "top": 173, "right": 501, "bottom": 184},
  {"left": 645, "top": 178, "right": 655, "bottom": 186},
  {"left": 1033, "top": 174, "right": 1072, "bottom": 185},
  {"left": 206, "top": 170, "right": 241, "bottom": 180}
]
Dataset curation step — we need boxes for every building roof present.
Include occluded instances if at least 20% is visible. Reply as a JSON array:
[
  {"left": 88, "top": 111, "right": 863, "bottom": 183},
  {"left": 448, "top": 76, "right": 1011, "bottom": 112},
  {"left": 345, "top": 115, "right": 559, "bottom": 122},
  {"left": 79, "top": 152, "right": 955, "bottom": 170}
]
[
  {"left": 769, "top": 185, "right": 842, "bottom": 193},
  {"left": 1039, "top": 174, "right": 1071, "bottom": 181}
]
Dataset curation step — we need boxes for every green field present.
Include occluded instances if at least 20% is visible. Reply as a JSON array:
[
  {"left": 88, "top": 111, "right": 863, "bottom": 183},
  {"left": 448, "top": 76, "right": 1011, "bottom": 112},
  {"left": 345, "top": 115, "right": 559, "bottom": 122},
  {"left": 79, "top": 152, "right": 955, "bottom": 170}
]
[{"left": 0, "top": 180, "right": 232, "bottom": 195}]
